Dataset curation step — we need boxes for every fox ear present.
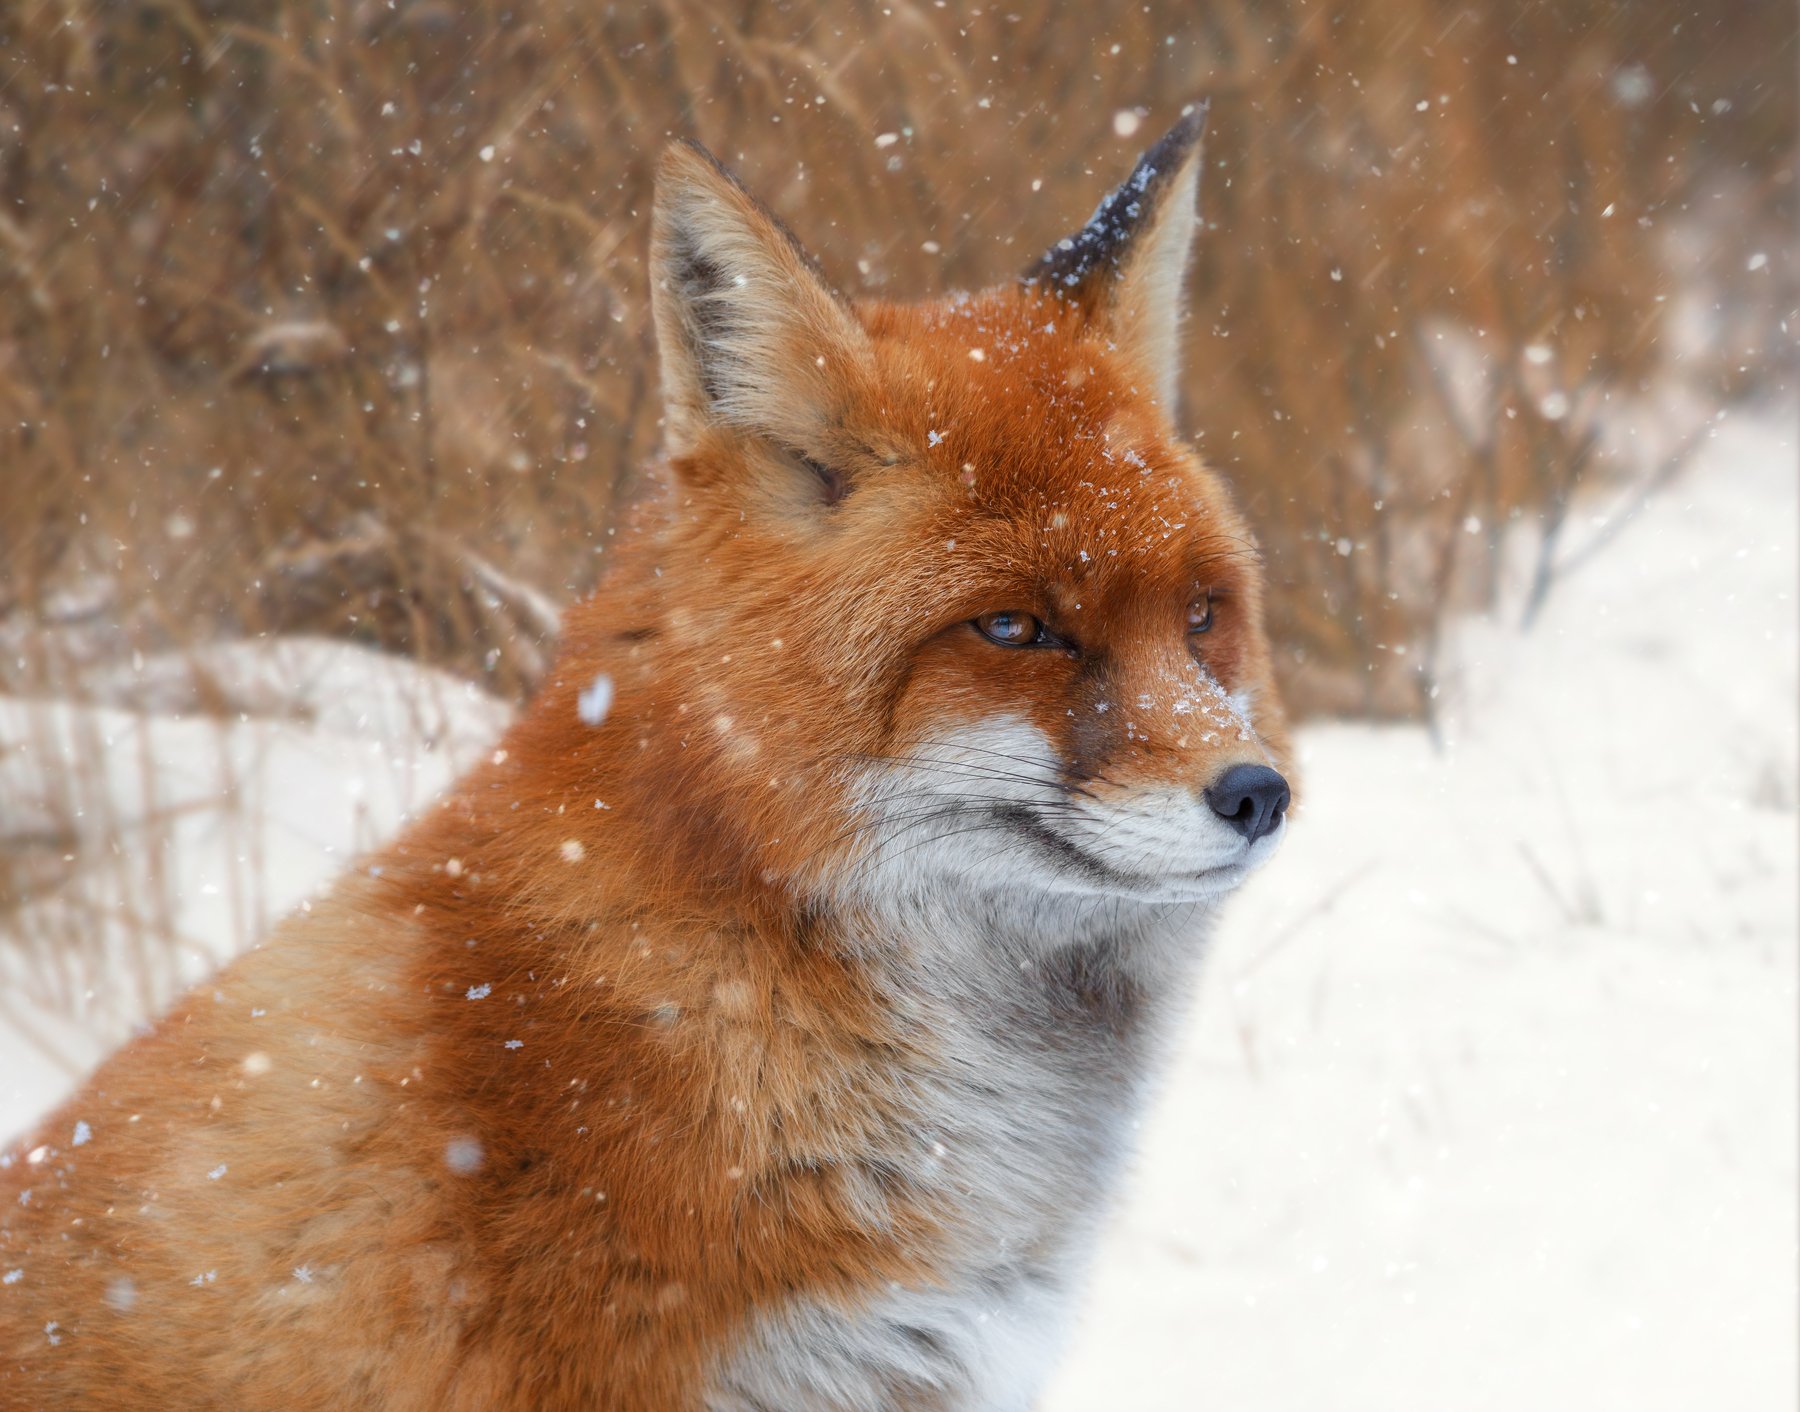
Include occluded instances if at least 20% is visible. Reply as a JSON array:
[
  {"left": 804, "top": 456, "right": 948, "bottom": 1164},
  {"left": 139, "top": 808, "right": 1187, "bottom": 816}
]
[
  {"left": 651, "top": 141, "right": 873, "bottom": 459},
  {"left": 1026, "top": 103, "right": 1209, "bottom": 413}
]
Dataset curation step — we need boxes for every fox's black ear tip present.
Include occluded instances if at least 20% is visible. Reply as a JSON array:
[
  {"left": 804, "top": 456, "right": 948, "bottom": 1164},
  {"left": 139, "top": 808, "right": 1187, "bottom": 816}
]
[
  {"left": 1153, "top": 100, "right": 1210, "bottom": 163},
  {"left": 1023, "top": 102, "right": 1211, "bottom": 292}
]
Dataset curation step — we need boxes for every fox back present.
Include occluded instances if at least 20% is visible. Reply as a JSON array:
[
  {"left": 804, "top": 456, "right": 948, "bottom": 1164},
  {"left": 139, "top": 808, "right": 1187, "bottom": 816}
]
[{"left": 0, "top": 107, "right": 1291, "bottom": 1411}]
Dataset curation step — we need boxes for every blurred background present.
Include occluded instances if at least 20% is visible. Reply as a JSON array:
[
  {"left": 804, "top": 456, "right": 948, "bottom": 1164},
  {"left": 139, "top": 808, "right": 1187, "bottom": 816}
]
[{"left": 0, "top": 2, "right": 1793, "bottom": 1408}]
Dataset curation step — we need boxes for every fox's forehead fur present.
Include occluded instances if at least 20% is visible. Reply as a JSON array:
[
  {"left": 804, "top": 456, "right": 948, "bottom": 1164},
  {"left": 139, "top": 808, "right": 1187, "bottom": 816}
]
[
  {"left": 859, "top": 286, "right": 1257, "bottom": 608},
  {"left": 644, "top": 283, "right": 1258, "bottom": 665}
]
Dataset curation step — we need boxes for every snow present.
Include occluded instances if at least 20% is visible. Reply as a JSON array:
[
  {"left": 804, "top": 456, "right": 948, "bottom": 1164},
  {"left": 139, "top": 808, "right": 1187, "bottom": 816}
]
[
  {"left": 444, "top": 1137, "right": 485, "bottom": 1175},
  {"left": 1045, "top": 404, "right": 1797, "bottom": 1412},
  {"left": 0, "top": 639, "right": 510, "bottom": 1136},
  {"left": 578, "top": 671, "right": 615, "bottom": 726},
  {"left": 0, "top": 406, "right": 1792, "bottom": 1407}
]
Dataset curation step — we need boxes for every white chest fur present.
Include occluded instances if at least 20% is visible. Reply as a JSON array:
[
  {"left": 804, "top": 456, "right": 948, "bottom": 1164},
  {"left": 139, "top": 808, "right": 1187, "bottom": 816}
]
[
  {"left": 706, "top": 1255, "right": 1080, "bottom": 1412},
  {"left": 706, "top": 897, "right": 1211, "bottom": 1412}
]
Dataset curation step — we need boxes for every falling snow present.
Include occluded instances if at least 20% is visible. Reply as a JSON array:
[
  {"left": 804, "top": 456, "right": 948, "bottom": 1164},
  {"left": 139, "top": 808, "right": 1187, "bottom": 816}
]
[
  {"left": 577, "top": 673, "right": 615, "bottom": 727},
  {"left": 444, "top": 1137, "right": 485, "bottom": 1175}
]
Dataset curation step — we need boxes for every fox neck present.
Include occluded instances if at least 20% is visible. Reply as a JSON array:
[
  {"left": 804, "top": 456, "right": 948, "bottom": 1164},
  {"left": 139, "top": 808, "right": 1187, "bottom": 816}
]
[
  {"left": 842, "top": 880, "right": 1213, "bottom": 1023},
  {"left": 822, "top": 894, "right": 1211, "bottom": 1301},
  {"left": 853, "top": 882, "right": 1213, "bottom": 1108}
]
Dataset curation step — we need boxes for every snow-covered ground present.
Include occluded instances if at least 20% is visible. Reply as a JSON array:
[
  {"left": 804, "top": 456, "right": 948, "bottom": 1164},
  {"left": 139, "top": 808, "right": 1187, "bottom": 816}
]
[
  {"left": 0, "top": 641, "right": 510, "bottom": 1130},
  {"left": 0, "top": 407, "right": 1793, "bottom": 1408}
]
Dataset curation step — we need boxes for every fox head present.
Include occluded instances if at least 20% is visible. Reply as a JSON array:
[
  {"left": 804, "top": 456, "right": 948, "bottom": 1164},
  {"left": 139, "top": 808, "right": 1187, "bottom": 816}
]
[{"left": 519, "top": 106, "right": 1290, "bottom": 948}]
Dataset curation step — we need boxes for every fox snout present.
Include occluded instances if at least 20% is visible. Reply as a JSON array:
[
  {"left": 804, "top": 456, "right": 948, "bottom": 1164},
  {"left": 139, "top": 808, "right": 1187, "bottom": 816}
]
[{"left": 1203, "top": 762, "right": 1291, "bottom": 845}]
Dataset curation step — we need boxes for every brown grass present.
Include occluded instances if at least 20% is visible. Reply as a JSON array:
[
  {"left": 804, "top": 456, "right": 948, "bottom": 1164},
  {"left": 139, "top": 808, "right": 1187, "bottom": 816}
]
[{"left": 0, "top": 0, "right": 1792, "bottom": 715}]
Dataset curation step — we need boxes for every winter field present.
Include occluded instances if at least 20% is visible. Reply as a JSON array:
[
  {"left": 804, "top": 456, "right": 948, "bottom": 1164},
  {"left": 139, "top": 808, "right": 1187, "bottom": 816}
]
[{"left": 1, "top": 405, "right": 1794, "bottom": 1407}]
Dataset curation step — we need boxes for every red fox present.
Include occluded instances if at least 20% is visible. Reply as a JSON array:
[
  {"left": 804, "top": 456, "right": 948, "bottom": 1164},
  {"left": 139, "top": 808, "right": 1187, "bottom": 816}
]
[{"left": 0, "top": 104, "right": 1290, "bottom": 1410}]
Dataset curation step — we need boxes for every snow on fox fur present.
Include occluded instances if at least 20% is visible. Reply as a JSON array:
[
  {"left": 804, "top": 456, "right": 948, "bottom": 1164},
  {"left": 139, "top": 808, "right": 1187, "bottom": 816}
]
[{"left": 0, "top": 107, "right": 1292, "bottom": 1410}]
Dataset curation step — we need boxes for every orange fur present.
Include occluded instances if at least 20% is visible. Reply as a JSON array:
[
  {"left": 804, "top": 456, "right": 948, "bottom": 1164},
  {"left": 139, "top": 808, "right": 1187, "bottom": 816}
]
[{"left": 2, "top": 110, "right": 1288, "bottom": 1409}]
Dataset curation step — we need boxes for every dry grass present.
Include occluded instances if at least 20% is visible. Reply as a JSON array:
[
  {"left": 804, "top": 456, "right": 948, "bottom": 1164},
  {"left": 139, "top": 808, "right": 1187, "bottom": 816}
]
[{"left": 0, "top": 0, "right": 1792, "bottom": 716}]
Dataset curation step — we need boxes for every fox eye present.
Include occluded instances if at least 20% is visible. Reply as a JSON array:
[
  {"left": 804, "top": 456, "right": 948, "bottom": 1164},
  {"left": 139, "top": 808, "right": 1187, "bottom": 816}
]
[
  {"left": 1187, "top": 592, "right": 1215, "bottom": 634},
  {"left": 974, "top": 611, "right": 1047, "bottom": 647}
]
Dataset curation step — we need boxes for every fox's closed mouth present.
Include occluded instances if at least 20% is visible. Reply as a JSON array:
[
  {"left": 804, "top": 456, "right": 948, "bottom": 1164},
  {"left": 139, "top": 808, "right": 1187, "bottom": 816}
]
[
  {"left": 995, "top": 804, "right": 1135, "bottom": 887},
  {"left": 996, "top": 806, "right": 1260, "bottom": 895}
]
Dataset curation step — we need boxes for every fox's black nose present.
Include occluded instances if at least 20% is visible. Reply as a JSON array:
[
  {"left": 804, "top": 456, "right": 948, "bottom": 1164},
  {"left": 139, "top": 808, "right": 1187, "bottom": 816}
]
[{"left": 1204, "top": 763, "right": 1290, "bottom": 844}]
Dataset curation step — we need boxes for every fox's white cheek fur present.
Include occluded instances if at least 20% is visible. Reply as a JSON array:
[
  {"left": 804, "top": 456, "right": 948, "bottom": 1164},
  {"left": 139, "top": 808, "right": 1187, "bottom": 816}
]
[
  {"left": 827, "top": 716, "right": 1076, "bottom": 919},
  {"left": 828, "top": 713, "right": 1282, "bottom": 926}
]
